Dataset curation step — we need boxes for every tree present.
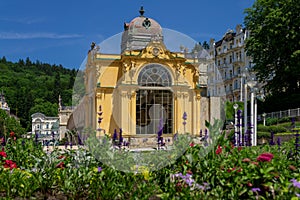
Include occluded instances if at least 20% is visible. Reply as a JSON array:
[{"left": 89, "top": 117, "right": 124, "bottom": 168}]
[
  {"left": 25, "top": 57, "right": 32, "bottom": 66},
  {"left": 0, "top": 56, "right": 7, "bottom": 63},
  {"left": 0, "top": 109, "right": 26, "bottom": 138},
  {"left": 244, "top": 0, "right": 300, "bottom": 96}
]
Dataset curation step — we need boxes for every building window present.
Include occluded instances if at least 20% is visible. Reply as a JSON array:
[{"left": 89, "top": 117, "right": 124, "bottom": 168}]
[
  {"left": 229, "top": 56, "right": 232, "bottom": 63},
  {"left": 136, "top": 64, "right": 173, "bottom": 135},
  {"left": 138, "top": 64, "right": 172, "bottom": 87},
  {"left": 234, "top": 80, "right": 238, "bottom": 89}
]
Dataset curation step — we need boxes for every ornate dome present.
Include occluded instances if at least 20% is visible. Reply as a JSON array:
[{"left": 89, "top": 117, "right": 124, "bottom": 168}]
[
  {"left": 121, "top": 7, "right": 163, "bottom": 53},
  {"left": 126, "top": 16, "right": 162, "bottom": 36}
]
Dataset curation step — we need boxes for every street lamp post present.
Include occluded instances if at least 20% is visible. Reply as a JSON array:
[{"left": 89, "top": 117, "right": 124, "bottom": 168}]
[
  {"left": 262, "top": 113, "right": 267, "bottom": 126},
  {"left": 254, "top": 88, "right": 258, "bottom": 146},
  {"left": 242, "top": 72, "right": 248, "bottom": 146},
  {"left": 247, "top": 79, "right": 257, "bottom": 146}
]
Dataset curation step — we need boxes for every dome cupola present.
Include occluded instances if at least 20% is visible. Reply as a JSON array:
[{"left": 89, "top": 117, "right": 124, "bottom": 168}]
[{"left": 121, "top": 7, "right": 163, "bottom": 53}]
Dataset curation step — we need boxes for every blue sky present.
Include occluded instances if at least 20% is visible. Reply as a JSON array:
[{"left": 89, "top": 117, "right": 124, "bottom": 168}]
[{"left": 0, "top": 0, "right": 255, "bottom": 69}]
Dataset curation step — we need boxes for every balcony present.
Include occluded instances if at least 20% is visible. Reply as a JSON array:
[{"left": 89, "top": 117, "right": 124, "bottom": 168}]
[{"left": 233, "top": 57, "right": 244, "bottom": 65}]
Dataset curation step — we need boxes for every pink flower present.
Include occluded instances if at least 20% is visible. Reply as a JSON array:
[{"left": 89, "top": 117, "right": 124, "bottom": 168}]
[
  {"left": 260, "top": 153, "right": 274, "bottom": 159},
  {"left": 257, "top": 152, "right": 274, "bottom": 162},
  {"left": 187, "top": 170, "right": 193, "bottom": 175},
  {"left": 250, "top": 161, "right": 259, "bottom": 166},
  {"left": 189, "top": 142, "right": 194, "bottom": 147},
  {"left": 0, "top": 151, "right": 7, "bottom": 158},
  {"left": 242, "top": 158, "right": 251, "bottom": 163}
]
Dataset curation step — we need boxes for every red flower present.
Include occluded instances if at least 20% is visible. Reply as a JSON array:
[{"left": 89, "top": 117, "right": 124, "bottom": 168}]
[
  {"left": 9, "top": 132, "right": 15, "bottom": 137},
  {"left": 3, "top": 160, "right": 17, "bottom": 170},
  {"left": 58, "top": 155, "right": 66, "bottom": 159},
  {"left": 230, "top": 143, "right": 234, "bottom": 149},
  {"left": 238, "top": 146, "right": 242, "bottom": 151},
  {"left": 56, "top": 161, "right": 65, "bottom": 169},
  {"left": 257, "top": 152, "right": 274, "bottom": 162},
  {"left": 189, "top": 142, "right": 194, "bottom": 147},
  {"left": 227, "top": 167, "right": 236, "bottom": 173},
  {"left": 0, "top": 151, "right": 7, "bottom": 158},
  {"left": 247, "top": 182, "right": 253, "bottom": 187},
  {"left": 216, "top": 145, "right": 222, "bottom": 154}
]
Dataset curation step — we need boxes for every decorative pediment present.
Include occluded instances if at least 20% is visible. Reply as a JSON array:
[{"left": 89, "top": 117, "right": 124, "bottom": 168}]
[{"left": 140, "top": 40, "right": 174, "bottom": 60}]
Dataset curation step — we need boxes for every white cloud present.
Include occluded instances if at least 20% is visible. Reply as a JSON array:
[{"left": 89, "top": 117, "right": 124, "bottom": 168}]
[{"left": 0, "top": 32, "right": 83, "bottom": 39}]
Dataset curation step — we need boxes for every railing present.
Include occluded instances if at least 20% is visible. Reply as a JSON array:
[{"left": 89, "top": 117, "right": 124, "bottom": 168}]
[{"left": 259, "top": 108, "right": 300, "bottom": 119}]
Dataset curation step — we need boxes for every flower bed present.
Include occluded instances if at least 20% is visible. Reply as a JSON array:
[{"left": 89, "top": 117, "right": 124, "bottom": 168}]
[{"left": 0, "top": 128, "right": 299, "bottom": 199}]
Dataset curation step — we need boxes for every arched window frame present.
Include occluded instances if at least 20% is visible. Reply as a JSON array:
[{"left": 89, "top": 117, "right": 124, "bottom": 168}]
[{"left": 138, "top": 64, "right": 172, "bottom": 87}]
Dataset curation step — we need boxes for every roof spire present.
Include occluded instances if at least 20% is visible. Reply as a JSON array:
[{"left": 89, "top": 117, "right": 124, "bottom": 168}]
[{"left": 139, "top": 6, "right": 145, "bottom": 16}]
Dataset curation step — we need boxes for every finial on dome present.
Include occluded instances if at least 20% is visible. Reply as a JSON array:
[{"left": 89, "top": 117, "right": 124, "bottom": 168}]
[{"left": 139, "top": 6, "right": 145, "bottom": 16}]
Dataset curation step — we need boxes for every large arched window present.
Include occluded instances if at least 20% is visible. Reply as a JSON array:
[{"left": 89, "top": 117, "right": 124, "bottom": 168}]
[
  {"left": 138, "top": 64, "right": 172, "bottom": 87},
  {"left": 136, "top": 64, "right": 173, "bottom": 135}
]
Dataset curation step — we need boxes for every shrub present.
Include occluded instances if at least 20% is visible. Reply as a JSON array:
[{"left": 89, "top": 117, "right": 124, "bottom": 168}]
[
  {"left": 257, "top": 124, "right": 269, "bottom": 132},
  {"left": 278, "top": 117, "right": 291, "bottom": 123},
  {"left": 268, "top": 125, "right": 287, "bottom": 133},
  {"left": 266, "top": 117, "right": 278, "bottom": 126},
  {"left": 257, "top": 131, "right": 271, "bottom": 139},
  {"left": 257, "top": 124, "right": 287, "bottom": 133}
]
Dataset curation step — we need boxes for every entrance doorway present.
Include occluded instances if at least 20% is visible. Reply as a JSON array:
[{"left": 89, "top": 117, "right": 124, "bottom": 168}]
[
  {"left": 136, "top": 89, "right": 172, "bottom": 134},
  {"left": 136, "top": 64, "right": 173, "bottom": 135}
]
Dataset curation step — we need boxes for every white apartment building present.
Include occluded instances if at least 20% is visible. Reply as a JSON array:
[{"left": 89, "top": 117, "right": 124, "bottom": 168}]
[
  {"left": 31, "top": 112, "right": 59, "bottom": 136},
  {"left": 207, "top": 24, "right": 253, "bottom": 102}
]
